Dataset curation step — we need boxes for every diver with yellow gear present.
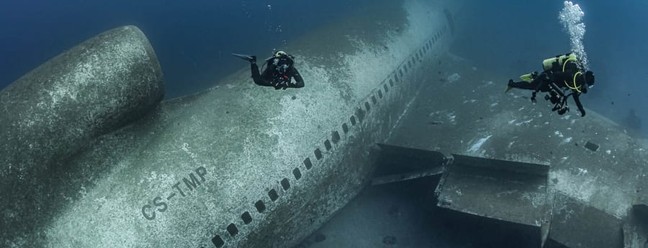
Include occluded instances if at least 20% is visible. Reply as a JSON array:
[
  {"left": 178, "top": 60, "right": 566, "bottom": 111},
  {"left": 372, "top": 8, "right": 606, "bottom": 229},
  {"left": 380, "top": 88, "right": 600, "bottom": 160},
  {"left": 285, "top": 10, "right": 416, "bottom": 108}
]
[{"left": 506, "top": 53, "right": 595, "bottom": 117}]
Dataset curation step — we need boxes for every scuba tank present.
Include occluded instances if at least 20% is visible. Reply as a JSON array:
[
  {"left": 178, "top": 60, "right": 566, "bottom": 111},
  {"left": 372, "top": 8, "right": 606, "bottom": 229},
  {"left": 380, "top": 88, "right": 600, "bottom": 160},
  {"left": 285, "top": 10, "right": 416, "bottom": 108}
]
[{"left": 542, "top": 53, "right": 578, "bottom": 72}]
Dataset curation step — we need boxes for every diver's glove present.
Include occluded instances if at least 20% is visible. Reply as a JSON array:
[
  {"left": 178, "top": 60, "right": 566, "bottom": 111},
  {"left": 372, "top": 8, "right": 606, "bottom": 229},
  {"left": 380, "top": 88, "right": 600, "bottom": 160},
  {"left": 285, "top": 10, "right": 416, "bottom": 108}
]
[
  {"left": 557, "top": 106, "right": 569, "bottom": 115},
  {"left": 531, "top": 92, "right": 537, "bottom": 103},
  {"left": 272, "top": 81, "right": 289, "bottom": 90}
]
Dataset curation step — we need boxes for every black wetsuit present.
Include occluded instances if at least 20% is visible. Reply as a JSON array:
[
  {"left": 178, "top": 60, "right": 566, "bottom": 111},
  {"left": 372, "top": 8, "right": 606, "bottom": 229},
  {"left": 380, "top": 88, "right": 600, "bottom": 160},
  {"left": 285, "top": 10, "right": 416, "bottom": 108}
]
[
  {"left": 509, "top": 60, "right": 588, "bottom": 116},
  {"left": 251, "top": 56, "right": 304, "bottom": 90}
]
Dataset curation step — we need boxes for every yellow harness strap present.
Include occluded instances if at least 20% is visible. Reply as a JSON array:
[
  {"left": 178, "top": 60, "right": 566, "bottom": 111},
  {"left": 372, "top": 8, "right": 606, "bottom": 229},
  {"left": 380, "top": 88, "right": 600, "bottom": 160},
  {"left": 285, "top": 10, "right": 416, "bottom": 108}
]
[{"left": 562, "top": 57, "right": 582, "bottom": 93}]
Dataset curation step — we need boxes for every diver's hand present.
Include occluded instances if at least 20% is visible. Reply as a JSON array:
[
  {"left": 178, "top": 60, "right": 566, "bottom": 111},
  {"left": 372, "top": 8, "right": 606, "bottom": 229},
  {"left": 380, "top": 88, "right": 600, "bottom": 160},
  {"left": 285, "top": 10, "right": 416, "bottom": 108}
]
[
  {"left": 531, "top": 96, "right": 537, "bottom": 103},
  {"left": 272, "top": 82, "right": 289, "bottom": 90}
]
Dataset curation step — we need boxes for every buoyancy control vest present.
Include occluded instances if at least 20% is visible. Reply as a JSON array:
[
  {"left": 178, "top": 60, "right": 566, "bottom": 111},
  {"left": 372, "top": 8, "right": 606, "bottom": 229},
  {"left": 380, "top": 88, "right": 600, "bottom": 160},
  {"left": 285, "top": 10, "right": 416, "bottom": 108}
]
[
  {"left": 520, "top": 53, "right": 584, "bottom": 92},
  {"left": 543, "top": 53, "right": 584, "bottom": 92}
]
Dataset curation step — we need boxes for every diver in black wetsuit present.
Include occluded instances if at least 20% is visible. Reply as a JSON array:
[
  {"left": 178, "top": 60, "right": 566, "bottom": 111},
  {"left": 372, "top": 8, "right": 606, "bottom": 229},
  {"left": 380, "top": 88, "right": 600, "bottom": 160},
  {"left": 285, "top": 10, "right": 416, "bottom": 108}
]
[
  {"left": 234, "top": 51, "right": 304, "bottom": 90},
  {"left": 506, "top": 53, "right": 595, "bottom": 117}
]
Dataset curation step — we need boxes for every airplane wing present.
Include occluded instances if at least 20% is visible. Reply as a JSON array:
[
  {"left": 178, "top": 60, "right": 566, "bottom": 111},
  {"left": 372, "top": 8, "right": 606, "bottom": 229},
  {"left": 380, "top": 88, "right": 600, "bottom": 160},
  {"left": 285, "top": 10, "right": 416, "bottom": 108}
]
[{"left": 373, "top": 54, "right": 647, "bottom": 248}]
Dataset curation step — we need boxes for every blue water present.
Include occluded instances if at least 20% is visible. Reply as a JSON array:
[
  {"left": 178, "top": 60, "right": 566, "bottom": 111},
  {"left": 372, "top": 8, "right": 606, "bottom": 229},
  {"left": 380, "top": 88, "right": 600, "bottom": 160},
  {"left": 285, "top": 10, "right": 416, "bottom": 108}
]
[
  {"left": 453, "top": 0, "right": 648, "bottom": 136},
  {"left": 0, "top": 0, "right": 645, "bottom": 135},
  {"left": 0, "top": 0, "right": 370, "bottom": 98}
]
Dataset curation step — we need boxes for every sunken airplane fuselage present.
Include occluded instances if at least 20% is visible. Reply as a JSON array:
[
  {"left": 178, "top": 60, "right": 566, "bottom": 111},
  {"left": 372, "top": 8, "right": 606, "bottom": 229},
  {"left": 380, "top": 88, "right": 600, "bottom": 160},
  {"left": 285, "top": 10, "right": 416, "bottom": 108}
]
[{"left": 0, "top": 0, "right": 459, "bottom": 247}]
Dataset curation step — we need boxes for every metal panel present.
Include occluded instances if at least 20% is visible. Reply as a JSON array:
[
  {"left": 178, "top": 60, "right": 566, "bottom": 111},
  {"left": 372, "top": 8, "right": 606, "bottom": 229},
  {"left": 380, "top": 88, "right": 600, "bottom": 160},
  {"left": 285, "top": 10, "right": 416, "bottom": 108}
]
[
  {"left": 436, "top": 155, "right": 549, "bottom": 227},
  {"left": 547, "top": 193, "right": 623, "bottom": 248}
]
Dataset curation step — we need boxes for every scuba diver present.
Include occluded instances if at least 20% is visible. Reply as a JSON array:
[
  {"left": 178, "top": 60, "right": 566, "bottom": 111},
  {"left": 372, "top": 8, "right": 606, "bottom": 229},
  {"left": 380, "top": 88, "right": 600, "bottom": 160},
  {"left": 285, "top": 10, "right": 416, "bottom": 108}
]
[
  {"left": 506, "top": 53, "right": 595, "bottom": 117},
  {"left": 233, "top": 51, "right": 304, "bottom": 90}
]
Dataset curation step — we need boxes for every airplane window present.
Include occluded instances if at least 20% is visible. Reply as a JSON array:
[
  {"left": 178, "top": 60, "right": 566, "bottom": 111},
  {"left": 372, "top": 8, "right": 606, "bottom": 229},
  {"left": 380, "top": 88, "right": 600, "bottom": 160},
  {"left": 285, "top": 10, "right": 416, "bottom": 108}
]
[
  {"left": 268, "top": 189, "right": 279, "bottom": 202},
  {"left": 293, "top": 168, "right": 302, "bottom": 180},
  {"left": 304, "top": 157, "right": 313, "bottom": 169},
  {"left": 332, "top": 131, "right": 341, "bottom": 143},
  {"left": 281, "top": 178, "right": 290, "bottom": 190},
  {"left": 227, "top": 223, "right": 239, "bottom": 236},
  {"left": 212, "top": 235, "right": 225, "bottom": 247},
  {"left": 254, "top": 200, "right": 266, "bottom": 211},
  {"left": 241, "top": 211, "right": 252, "bottom": 224}
]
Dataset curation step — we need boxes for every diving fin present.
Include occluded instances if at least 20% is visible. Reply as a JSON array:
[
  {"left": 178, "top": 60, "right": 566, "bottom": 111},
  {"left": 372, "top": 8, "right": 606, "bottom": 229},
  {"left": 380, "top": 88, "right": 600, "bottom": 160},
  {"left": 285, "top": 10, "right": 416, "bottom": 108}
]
[
  {"left": 505, "top": 79, "right": 514, "bottom": 93},
  {"left": 232, "top": 53, "right": 256, "bottom": 62}
]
